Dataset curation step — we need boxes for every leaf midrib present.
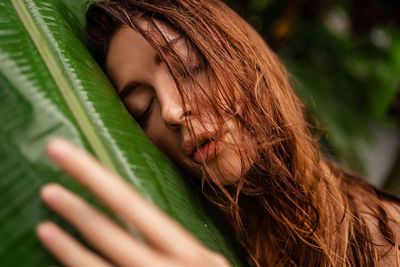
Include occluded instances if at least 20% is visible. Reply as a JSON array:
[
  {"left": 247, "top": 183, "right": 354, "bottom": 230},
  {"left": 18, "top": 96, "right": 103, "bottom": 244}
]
[{"left": 11, "top": 0, "right": 117, "bottom": 173}]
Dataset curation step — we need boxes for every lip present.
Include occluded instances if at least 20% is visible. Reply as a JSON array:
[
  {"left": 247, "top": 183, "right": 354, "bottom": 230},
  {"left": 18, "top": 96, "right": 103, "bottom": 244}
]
[
  {"left": 182, "top": 132, "right": 217, "bottom": 163},
  {"left": 192, "top": 139, "right": 216, "bottom": 163}
]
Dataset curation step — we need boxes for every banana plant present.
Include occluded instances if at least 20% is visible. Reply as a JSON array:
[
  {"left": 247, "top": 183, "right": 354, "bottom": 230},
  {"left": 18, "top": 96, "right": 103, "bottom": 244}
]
[{"left": 0, "top": 0, "right": 245, "bottom": 266}]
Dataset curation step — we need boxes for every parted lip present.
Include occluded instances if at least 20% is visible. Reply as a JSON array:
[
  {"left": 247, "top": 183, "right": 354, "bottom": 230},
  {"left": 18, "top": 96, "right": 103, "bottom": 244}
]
[{"left": 182, "top": 132, "right": 214, "bottom": 158}]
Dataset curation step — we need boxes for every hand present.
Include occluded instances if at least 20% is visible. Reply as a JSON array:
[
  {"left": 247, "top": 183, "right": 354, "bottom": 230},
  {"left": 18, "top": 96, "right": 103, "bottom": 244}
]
[{"left": 36, "top": 138, "right": 230, "bottom": 267}]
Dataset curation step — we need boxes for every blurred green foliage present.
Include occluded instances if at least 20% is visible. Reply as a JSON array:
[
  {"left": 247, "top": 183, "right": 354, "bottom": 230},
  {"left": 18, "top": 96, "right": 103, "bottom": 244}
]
[{"left": 225, "top": 0, "right": 400, "bottom": 182}]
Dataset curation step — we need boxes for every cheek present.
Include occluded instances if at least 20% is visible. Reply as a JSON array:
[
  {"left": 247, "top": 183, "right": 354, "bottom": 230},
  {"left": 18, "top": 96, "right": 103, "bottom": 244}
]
[
  {"left": 213, "top": 120, "right": 250, "bottom": 184},
  {"left": 144, "top": 108, "right": 181, "bottom": 163}
]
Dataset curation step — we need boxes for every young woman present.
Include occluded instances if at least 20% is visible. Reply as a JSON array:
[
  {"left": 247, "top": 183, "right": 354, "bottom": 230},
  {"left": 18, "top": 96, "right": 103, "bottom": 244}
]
[{"left": 36, "top": 0, "right": 400, "bottom": 266}]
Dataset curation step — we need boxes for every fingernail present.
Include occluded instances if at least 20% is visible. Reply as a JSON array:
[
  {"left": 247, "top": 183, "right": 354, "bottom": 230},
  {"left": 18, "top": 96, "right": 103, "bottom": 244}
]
[
  {"left": 46, "top": 137, "right": 74, "bottom": 164},
  {"left": 36, "top": 221, "right": 56, "bottom": 243},
  {"left": 40, "top": 183, "right": 62, "bottom": 204}
]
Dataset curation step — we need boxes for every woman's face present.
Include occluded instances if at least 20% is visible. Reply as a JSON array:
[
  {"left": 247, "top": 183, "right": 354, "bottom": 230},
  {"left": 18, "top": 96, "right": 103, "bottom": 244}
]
[{"left": 106, "top": 23, "right": 244, "bottom": 184}]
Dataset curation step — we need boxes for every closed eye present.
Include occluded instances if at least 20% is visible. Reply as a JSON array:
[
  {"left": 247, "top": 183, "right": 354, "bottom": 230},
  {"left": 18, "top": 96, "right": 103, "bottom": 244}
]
[
  {"left": 191, "top": 62, "right": 205, "bottom": 74},
  {"left": 181, "top": 61, "right": 206, "bottom": 79},
  {"left": 136, "top": 97, "right": 155, "bottom": 127}
]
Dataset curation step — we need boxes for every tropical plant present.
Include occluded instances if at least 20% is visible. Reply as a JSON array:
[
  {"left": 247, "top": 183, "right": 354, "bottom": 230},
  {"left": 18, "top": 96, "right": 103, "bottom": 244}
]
[{"left": 0, "top": 0, "right": 246, "bottom": 266}]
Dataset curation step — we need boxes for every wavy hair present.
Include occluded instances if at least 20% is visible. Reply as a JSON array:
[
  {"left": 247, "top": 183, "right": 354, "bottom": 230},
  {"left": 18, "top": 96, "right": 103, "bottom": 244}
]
[{"left": 85, "top": 0, "right": 400, "bottom": 265}]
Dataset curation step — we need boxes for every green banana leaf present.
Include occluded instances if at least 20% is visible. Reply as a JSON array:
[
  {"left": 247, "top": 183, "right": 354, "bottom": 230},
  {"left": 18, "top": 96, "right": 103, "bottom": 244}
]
[{"left": 0, "top": 0, "right": 246, "bottom": 266}]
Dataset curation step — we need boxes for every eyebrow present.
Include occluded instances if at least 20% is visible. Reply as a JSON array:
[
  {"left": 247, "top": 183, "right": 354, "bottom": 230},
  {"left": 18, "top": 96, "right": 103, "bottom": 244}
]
[
  {"left": 154, "top": 35, "right": 185, "bottom": 65},
  {"left": 169, "top": 35, "right": 185, "bottom": 46},
  {"left": 119, "top": 82, "right": 140, "bottom": 99},
  {"left": 119, "top": 36, "right": 186, "bottom": 98}
]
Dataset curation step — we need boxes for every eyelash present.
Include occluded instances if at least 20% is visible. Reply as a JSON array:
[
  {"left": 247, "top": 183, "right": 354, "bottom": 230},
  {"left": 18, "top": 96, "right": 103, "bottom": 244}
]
[
  {"left": 192, "top": 62, "right": 205, "bottom": 73},
  {"left": 131, "top": 62, "right": 205, "bottom": 126},
  {"left": 182, "top": 62, "right": 206, "bottom": 79},
  {"left": 136, "top": 97, "right": 155, "bottom": 126}
]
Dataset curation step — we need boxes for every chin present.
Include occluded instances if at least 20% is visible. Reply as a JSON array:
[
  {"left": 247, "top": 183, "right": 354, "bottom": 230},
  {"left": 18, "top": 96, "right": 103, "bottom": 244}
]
[
  {"left": 177, "top": 153, "right": 242, "bottom": 186},
  {"left": 203, "top": 149, "right": 244, "bottom": 186}
]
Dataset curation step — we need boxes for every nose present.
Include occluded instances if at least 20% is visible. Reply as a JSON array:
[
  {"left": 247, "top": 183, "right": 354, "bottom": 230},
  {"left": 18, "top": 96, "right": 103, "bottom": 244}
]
[
  {"left": 155, "top": 65, "right": 192, "bottom": 130},
  {"left": 159, "top": 86, "right": 191, "bottom": 130},
  {"left": 163, "top": 101, "right": 184, "bottom": 126}
]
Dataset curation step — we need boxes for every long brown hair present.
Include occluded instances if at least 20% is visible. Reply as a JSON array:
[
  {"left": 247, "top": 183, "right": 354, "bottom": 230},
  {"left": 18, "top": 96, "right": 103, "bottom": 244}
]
[{"left": 85, "top": 0, "right": 400, "bottom": 266}]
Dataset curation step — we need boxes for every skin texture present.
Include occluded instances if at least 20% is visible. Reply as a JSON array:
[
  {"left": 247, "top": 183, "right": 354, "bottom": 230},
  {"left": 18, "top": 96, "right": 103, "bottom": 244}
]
[
  {"left": 37, "top": 138, "right": 230, "bottom": 267},
  {"left": 82, "top": 2, "right": 400, "bottom": 265},
  {"left": 37, "top": 10, "right": 400, "bottom": 267},
  {"left": 36, "top": 23, "right": 243, "bottom": 266},
  {"left": 106, "top": 24, "right": 244, "bottom": 184}
]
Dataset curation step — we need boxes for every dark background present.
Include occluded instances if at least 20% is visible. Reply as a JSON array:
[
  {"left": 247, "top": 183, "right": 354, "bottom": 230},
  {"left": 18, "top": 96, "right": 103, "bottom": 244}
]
[{"left": 224, "top": 0, "right": 400, "bottom": 193}]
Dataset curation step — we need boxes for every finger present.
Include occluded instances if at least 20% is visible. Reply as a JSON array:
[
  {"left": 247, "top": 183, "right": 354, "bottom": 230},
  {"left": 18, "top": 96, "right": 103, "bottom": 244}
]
[
  {"left": 41, "top": 183, "right": 169, "bottom": 267},
  {"left": 36, "top": 221, "right": 112, "bottom": 267},
  {"left": 46, "top": 137, "right": 204, "bottom": 257}
]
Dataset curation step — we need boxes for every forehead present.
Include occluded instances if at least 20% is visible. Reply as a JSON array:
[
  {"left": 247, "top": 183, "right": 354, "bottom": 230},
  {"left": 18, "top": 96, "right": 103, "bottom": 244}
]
[
  {"left": 151, "top": 19, "right": 180, "bottom": 43},
  {"left": 106, "top": 26, "right": 152, "bottom": 89},
  {"left": 105, "top": 20, "right": 183, "bottom": 90}
]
